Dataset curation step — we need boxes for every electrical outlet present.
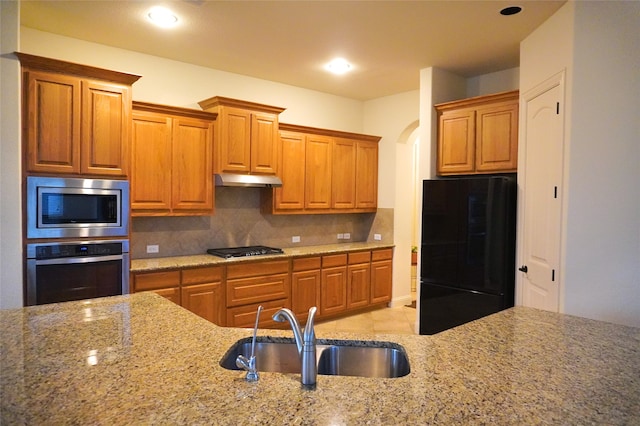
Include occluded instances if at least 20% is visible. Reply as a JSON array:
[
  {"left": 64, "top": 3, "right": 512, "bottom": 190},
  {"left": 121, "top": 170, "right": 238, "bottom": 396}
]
[
  {"left": 374, "top": 234, "right": 382, "bottom": 241},
  {"left": 146, "top": 244, "right": 159, "bottom": 254},
  {"left": 344, "top": 233, "right": 351, "bottom": 240},
  {"left": 292, "top": 236, "right": 301, "bottom": 243},
  {"left": 337, "top": 233, "right": 344, "bottom": 240}
]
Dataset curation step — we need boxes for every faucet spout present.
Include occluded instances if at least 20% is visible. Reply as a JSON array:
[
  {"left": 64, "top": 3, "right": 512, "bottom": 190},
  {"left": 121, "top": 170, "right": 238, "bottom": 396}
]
[{"left": 272, "top": 307, "right": 318, "bottom": 388}]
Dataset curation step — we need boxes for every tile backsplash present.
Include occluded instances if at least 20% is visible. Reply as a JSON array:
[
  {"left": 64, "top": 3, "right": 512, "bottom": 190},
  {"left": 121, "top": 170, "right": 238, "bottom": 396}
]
[{"left": 131, "top": 187, "right": 394, "bottom": 259}]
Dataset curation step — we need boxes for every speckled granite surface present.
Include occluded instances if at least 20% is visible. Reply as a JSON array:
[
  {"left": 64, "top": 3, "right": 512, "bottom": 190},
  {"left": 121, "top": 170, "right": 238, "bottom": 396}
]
[
  {"left": 130, "top": 242, "right": 395, "bottom": 272},
  {"left": 2, "top": 293, "right": 639, "bottom": 425}
]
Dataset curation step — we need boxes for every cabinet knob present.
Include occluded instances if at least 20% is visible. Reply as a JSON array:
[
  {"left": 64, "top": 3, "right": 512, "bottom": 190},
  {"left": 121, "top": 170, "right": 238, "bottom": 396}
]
[{"left": 518, "top": 265, "right": 528, "bottom": 273}]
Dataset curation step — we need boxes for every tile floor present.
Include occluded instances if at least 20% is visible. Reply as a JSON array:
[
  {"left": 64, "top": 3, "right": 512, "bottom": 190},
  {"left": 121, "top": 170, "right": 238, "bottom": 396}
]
[{"left": 314, "top": 304, "right": 419, "bottom": 335}]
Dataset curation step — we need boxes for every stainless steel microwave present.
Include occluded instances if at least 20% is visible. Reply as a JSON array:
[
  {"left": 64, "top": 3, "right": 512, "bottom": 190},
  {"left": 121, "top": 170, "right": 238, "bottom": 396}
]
[{"left": 26, "top": 176, "right": 129, "bottom": 239}]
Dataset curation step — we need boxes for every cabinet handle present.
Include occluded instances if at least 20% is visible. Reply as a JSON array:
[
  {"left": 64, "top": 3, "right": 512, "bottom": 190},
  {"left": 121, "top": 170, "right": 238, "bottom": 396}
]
[{"left": 518, "top": 265, "right": 528, "bottom": 273}]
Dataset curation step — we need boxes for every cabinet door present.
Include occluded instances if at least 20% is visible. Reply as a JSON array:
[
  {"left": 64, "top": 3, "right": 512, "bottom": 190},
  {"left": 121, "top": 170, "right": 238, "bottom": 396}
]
[
  {"left": 305, "top": 134, "right": 333, "bottom": 209},
  {"left": 181, "top": 282, "right": 224, "bottom": 325},
  {"left": 292, "top": 269, "right": 321, "bottom": 320},
  {"left": 355, "top": 141, "right": 378, "bottom": 209},
  {"left": 371, "top": 259, "right": 393, "bottom": 304},
  {"left": 250, "top": 112, "right": 278, "bottom": 174},
  {"left": 321, "top": 266, "right": 347, "bottom": 316},
  {"left": 154, "top": 287, "right": 181, "bottom": 305},
  {"left": 171, "top": 117, "right": 214, "bottom": 213},
  {"left": 25, "top": 70, "right": 81, "bottom": 174},
  {"left": 274, "top": 131, "right": 306, "bottom": 210},
  {"left": 133, "top": 270, "right": 181, "bottom": 304},
  {"left": 226, "top": 299, "right": 289, "bottom": 329},
  {"left": 331, "top": 138, "right": 356, "bottom": 209},
  {"left": 437, "top": 109, "right": 475, "bottom": 175},
  {"left": 219, "top": 106, "right": 251, "bottom": 173},
  {"left": 347, "top": 263, "right": 371, "bottom": 309},
  {"left": 475, "top": 101, "right": 518, "bottom": 173},
  {"left": 131, "top": 111, "right": 172, "bottom": 213},
  {"left": 81, "top": 80, "right": 131, "bottom": 176}
]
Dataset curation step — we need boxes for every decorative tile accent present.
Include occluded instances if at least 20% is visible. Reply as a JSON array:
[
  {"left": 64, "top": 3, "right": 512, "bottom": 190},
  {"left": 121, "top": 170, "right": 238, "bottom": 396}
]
[{"left": 131, "top": 188, "right": 394, "bottom": 258}]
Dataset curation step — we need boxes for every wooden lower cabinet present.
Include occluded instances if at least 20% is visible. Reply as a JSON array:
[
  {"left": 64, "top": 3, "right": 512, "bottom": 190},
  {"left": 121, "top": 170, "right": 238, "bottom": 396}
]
[
  {"left": 225, "top": 259, "right": 291, "bottom": 328},
  {"left": 291, "top": 257, "right": 322, "bottom": 322},
  {"left": 132, "top": 247, "right": 394, "bottom": 328},
  {"left": 347, "top": 251, "right": 371, "bottom": 309},
  {"left": 226, "top": 299, "right": 288, "bottom": 329},
  {"left": 181, "top": 266, "right": 224, "bottom": 325},
  {"left": 370, "top": 249, "right": 393, "bottom": 304},
  {"left": 153, "top": 286, "right": 181, "bottom": 305},
  {"left": 132, "top": 270, "right": 181, "bottom": 303},
  {"left": 320, "top": 254, "right": 348, "bottom": 316},
  {"left": 131, "top": 266, "right": 224, "bottom": 325}
]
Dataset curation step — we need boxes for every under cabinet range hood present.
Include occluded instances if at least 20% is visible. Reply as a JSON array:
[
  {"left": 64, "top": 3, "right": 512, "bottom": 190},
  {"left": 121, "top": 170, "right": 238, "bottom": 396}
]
[{"left": 214, "top": 173, "right": 283, "bottom": 188}]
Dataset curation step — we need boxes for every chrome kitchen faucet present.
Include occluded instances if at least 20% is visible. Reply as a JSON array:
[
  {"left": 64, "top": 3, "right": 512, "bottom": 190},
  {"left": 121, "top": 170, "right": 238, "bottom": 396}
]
[
  {"left": 272, "top": 307, "right": 318, "bottom": 388},
  {"left": 236, "top": 305, "right": 263, "bottom": 382}
]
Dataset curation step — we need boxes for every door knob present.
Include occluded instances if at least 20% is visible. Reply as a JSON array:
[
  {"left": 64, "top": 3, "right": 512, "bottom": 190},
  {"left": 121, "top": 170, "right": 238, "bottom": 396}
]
[{"left": 518, "top": 265, "right": 528, "bottom": 273}]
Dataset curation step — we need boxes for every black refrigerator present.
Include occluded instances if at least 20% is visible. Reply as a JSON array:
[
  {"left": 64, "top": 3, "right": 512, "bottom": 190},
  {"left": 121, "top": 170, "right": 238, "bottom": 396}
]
[{"left": 419, "top": 175, "right": 517, "bottom": 335}]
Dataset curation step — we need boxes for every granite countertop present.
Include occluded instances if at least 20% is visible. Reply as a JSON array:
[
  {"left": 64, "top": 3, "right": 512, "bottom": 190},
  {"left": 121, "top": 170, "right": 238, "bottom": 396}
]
[
  {"left": 130, "top": 242, "right": 395, "bottom": 272},
  {"left": 2, "top": 293, "right": 639, "bottom": 425}
]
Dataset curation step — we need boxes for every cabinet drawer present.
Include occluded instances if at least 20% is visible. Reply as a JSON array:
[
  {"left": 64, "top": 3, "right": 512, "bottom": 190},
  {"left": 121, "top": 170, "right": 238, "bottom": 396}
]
[
  {"left": 226, "top": 260, "right": 289, "bottom": 279},
  {"left": 372, "top": 248, "right": 393, "bottom": 262},
  {"left": 226, "top": 299, "right": 289, "bottom": 328},
  {"left": 322, "top": 254, "right": 347, "bottom": 268},
  {"left": 293, "top": 256, "right": 321, "bottom": 272},
  {"left": 182, "top": 266, "right": 223, "bottom": 284},
  {"left": 348, "top": 251, "right": 371, "bottom": 264},
  {"left": 134, "top": 270, "right": 180, "bottom": 291},
  {"left": 227, "top": 273, "right": 290, "bottom": 307}
]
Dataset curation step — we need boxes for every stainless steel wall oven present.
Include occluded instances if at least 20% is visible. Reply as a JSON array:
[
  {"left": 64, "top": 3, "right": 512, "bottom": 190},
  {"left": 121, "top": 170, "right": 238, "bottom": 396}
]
[{"left": 26, "top": 240, "right": 130, "bottom": 306}]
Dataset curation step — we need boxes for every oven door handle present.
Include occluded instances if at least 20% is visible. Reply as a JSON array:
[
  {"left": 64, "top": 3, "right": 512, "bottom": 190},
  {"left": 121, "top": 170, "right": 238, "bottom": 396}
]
[{"left": 32, "top": 254, "right": 124, "bottom": 266}]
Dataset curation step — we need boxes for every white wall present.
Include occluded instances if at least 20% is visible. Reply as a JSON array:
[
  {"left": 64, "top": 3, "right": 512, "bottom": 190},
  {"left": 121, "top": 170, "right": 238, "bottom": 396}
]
[
  {"left": 0, "top": 1, "right": 23, "bottom": 309},
  {"left": 563, "top": 1, "right": 640, "bottom": 326},
  {"left": 467, "top": 67, "right": 519, "bottom": 97},
  {"left": 520, "top": 1, "right": 640, "bottom": 327},
  {"left": 364, "top": 90, "right": 420, "bottom": 307},
  {"left": 20, "top": 28, "right": 365, "bottom": 133}
]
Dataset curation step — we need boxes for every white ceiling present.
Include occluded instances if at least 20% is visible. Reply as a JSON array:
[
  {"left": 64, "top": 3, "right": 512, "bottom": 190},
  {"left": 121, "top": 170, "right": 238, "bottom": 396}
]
[{"left": 20, "top": 0, "right": 565, "bottom": 101}]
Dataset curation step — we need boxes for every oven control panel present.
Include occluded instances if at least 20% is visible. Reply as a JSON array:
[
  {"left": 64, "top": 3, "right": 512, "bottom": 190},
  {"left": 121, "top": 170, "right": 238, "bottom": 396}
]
[{"left": 28, "top": 241, "right": 127, "bottom": 260}]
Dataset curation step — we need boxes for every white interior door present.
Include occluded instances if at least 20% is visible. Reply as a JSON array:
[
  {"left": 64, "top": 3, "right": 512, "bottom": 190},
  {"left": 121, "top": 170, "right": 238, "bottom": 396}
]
[{"left": 519, "top": 74, "right": 564, "bottom": 312}]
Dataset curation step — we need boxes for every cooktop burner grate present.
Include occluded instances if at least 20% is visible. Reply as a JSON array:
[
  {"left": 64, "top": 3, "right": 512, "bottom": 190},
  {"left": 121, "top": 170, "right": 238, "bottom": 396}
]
[{"left": 206, "top": 245, "right": 284, "bottom": 259}]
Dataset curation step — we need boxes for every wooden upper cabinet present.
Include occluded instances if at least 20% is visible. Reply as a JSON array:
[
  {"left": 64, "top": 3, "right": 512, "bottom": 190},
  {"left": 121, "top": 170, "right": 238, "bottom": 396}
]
[
  {"left": 354, "top": 140, "right": 378, "bottom": 209},
  {"left": 435, "top": 90, "right": 519, "bottom": 176},
  {"left": 273, "top": 130, "right": 306, "bottom": 210},
  {"left": 81, "top": 81, "right": 131, "bottom": 176},
  {"left": 131, "top": 102, "right": 216, "bottom": 216},
  {"left": 305, "top": 134, "right": 333, "bottom": 210},
  {"left": 131, "top": 110, "right": 172, "bottom": 211},
  {"left": 17, "top": 53, "right": 140, "bottom": 177},
  {"left": 332, "top": 138, "right": 357, "bottom": 209},
  {"left": 475, "top": 101, "right": 519, "bottom": 173},
  {"left": 437, "top": 109, "right": 476, "bottom": 175},
  {"left": 198, "top": 96, "right": 284, "bottom": 175},
  {"left": 264, "top": 123, "right": 380, "bottom": 215}
]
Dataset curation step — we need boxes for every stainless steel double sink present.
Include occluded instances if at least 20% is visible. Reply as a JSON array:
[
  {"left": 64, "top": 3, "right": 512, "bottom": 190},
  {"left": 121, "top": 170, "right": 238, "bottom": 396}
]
[{"left": 220, "top": 337, "right": 410, "bottom": 378}]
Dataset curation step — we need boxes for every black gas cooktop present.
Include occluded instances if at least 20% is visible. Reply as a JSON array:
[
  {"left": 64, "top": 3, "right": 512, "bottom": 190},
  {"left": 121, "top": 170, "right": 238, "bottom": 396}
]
[{"left": 206, "top": 245, "right": 284, "bottom": 259}]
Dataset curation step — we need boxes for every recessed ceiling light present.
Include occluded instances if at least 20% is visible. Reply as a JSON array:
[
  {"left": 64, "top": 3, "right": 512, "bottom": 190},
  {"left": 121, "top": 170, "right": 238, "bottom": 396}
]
[
  {"left": 500, "top": 6, "right": 522, "bottom": 16},
  {"left": 325, "top": 58, "right": 352, "bottom": 75},
  {"left": 147, "top": 6, "right": 179, "bottom": 28}
]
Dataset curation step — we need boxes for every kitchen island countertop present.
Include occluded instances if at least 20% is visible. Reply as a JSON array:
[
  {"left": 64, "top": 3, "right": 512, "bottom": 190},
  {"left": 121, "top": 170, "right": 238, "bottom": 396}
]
[
  {"left": 1, "top": 292, "right": 639, "bottom": 425},
  {"left": 130, "top": 242, "right": 394, "bottom": 272}
]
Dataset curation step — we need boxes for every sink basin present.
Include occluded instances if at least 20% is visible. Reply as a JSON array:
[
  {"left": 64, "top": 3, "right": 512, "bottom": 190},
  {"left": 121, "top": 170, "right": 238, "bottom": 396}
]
[
  {"left": 219, "top": 338, "right": 302, "bottom": 373},
  {"left": 317, "top": 344, "right": 410, "bottom": 378},
  {"left": 219, "top": 337, "right": 410, "bottom": 378}
]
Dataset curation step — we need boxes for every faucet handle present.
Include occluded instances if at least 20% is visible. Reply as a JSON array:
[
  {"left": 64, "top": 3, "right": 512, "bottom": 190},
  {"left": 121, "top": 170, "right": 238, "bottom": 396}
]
[{"left": 303, "top": 306, "right": 317, "bottom": 342}]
